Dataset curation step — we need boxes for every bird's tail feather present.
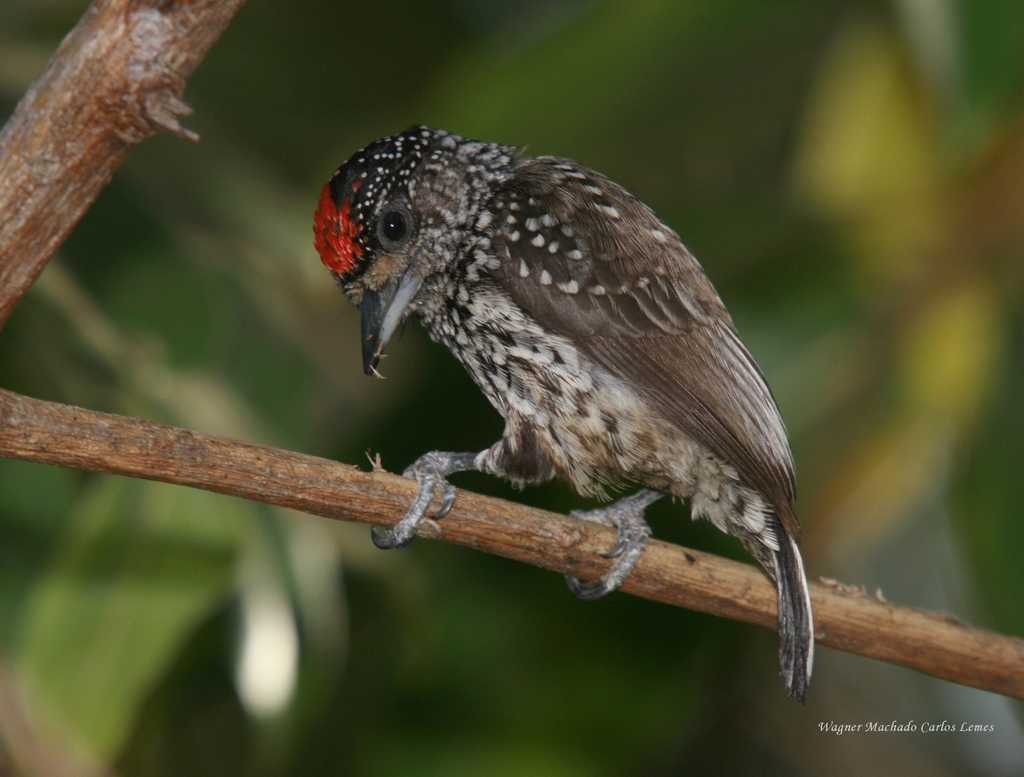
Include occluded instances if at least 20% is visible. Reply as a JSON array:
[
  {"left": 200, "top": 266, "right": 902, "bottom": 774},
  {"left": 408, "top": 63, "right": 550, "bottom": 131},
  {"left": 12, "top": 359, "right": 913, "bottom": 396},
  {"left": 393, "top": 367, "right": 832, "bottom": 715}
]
[{"left": 774, "top": 531, "right": 814, "bottom": 702}]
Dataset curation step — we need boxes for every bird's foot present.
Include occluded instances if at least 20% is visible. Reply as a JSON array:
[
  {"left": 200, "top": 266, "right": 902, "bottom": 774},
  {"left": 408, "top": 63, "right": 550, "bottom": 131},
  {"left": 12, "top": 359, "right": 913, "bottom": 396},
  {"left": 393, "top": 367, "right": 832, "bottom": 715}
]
[
  {"left": 564, "top": 488, "right": 663, "bottom": 600},
  {"left": 371, "top": 451, "right": 479, "bottom": 549}
]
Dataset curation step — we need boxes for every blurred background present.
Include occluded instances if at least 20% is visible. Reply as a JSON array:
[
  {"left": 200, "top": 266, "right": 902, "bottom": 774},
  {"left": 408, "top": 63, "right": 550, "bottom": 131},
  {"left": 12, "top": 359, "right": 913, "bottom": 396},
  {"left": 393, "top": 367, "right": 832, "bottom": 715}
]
[{"left": 0, "top": 0, "right": 1023, "bottom": 774}]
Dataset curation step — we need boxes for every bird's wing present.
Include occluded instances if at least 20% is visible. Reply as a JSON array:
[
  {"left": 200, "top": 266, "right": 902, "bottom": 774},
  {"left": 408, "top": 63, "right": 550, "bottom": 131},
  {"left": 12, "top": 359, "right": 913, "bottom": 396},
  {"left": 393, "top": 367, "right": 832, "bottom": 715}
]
[{"left": 488, "top": 156, "right": 797, "bottom": 528}]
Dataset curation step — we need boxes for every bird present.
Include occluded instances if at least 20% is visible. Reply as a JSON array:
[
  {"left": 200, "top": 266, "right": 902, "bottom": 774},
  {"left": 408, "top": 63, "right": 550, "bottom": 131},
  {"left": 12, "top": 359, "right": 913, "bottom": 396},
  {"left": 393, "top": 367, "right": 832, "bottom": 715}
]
[{"left": 313, "top": 126, "right": 813, "bottom": 700}]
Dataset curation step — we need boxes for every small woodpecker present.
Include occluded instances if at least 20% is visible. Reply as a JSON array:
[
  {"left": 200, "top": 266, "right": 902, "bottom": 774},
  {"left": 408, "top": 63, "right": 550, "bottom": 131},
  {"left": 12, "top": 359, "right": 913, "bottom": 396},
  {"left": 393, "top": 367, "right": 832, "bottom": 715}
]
[{"left": 314, "top": 126, "right": 813, "bottom": 700}]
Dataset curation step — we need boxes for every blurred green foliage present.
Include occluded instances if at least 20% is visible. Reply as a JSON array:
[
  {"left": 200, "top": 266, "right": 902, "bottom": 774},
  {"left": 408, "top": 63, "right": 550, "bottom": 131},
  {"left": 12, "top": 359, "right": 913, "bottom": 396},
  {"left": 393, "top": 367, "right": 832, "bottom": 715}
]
[{"left": 1, "top": 0, "right": 1024, "bottom": 775}]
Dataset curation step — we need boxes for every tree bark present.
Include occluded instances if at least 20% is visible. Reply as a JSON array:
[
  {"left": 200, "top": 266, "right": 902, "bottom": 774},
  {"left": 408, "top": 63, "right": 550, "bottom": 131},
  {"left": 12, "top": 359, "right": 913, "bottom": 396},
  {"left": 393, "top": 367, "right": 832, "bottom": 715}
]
[
  {"left": 0, "top": 388, "right": 1021, "bottom": 700},
  {"left": 0, "top": 0, "right": 247, "bottom": 329}
]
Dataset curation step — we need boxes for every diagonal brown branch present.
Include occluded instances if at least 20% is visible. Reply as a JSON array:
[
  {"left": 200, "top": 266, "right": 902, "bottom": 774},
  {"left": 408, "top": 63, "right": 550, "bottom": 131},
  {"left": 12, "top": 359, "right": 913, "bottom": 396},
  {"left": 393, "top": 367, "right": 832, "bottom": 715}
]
[
  {"left": 0, "top": 0, "right": 247, "bottom": 329},
  {"left": 0, "top": 387, "right": 1021, "bottom": 700}
]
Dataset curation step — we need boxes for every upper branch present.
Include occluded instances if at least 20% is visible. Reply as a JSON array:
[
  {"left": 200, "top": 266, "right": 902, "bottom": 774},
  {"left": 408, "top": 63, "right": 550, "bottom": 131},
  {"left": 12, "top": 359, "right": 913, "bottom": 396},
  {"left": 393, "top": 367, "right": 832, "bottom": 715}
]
[
  {"left": 0, "top": 387, "right": 1021, "bottom": 700},
  {"left": 0, "top": 0, "right": 247, "bottom": 328}
]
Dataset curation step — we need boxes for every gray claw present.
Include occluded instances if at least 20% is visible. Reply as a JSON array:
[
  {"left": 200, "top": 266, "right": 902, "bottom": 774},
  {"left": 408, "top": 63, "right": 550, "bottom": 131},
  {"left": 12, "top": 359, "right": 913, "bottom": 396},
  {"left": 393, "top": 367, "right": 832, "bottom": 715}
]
[
  {"left": 371, "top": 524, "right": 418, "bottom": 549},
  {"left": 434, "top": 480, "right": 458, "bottom": 519},
  {"left": 564, "top": 574, "right": 618, "bottom": 601},
  {"left": 601, "top": 536, "right": 628, "bottom": 559},
  {"left": 565, "top": 489, "right": 661, "bottom": 600},
  {"left": 372, "top": 451, "right": 479, "bottom": 550}
]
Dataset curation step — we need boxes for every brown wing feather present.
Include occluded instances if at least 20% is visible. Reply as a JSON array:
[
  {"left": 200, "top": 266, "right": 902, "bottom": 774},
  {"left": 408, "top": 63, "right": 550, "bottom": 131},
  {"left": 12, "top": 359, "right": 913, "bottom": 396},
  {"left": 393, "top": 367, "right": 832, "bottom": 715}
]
[{"left": 489, "top": 156, "right": 797, "bottom": 527}]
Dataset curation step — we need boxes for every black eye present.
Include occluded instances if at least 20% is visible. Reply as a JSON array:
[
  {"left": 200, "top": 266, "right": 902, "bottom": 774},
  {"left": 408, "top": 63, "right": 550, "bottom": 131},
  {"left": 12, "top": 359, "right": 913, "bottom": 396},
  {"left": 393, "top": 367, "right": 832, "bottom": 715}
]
[{"left": 379, "top": 208, "right": 408, "bottom": 244}]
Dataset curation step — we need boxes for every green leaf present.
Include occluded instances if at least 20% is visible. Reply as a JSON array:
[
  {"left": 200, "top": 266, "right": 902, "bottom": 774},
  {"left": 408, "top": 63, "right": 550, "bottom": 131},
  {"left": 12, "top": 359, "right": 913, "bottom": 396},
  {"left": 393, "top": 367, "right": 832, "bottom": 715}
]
[
  {"left": 14, "top": 476, "right": 245, "bottom": 759},
  {"left": 960, "top": 0, "right": 1024, "bottom": 131},
  {"left": 0, "top": 460, "right": 78, "bottom": 646},
  {"left": 955, "top": 312, "right": 1024, "bottom": 638}
]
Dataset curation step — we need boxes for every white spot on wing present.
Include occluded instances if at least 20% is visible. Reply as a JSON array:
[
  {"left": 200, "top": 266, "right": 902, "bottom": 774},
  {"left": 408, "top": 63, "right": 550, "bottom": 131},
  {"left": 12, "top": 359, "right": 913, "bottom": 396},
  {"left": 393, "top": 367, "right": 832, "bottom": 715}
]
[{"left": 531, "top": 234, "right": 545, "bottom": 247}]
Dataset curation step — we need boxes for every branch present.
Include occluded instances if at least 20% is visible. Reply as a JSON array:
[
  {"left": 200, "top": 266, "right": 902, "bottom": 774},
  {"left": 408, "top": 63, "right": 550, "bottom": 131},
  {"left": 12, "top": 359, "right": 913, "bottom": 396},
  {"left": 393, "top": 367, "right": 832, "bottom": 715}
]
[
  {"left": 0, "top": 388, "right": 1021, "bottom": 700},
  {"left": 0, "top": 0, "right": 247, "bottom": 329}
]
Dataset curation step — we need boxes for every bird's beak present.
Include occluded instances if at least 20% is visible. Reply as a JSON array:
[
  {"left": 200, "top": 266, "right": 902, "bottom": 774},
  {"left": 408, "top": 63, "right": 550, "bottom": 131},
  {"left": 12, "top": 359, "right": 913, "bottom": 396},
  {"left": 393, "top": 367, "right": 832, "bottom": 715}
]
[{"left": 360, "top": 271, "right": 423, "bottom": 376}]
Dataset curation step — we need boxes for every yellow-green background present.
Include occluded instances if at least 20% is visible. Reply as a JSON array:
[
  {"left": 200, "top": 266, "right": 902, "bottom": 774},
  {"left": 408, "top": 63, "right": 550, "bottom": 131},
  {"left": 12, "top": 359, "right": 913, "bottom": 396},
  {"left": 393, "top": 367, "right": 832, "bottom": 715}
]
[{"left": 0, "top": 0, "right": 1022, "bottom": 774}]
